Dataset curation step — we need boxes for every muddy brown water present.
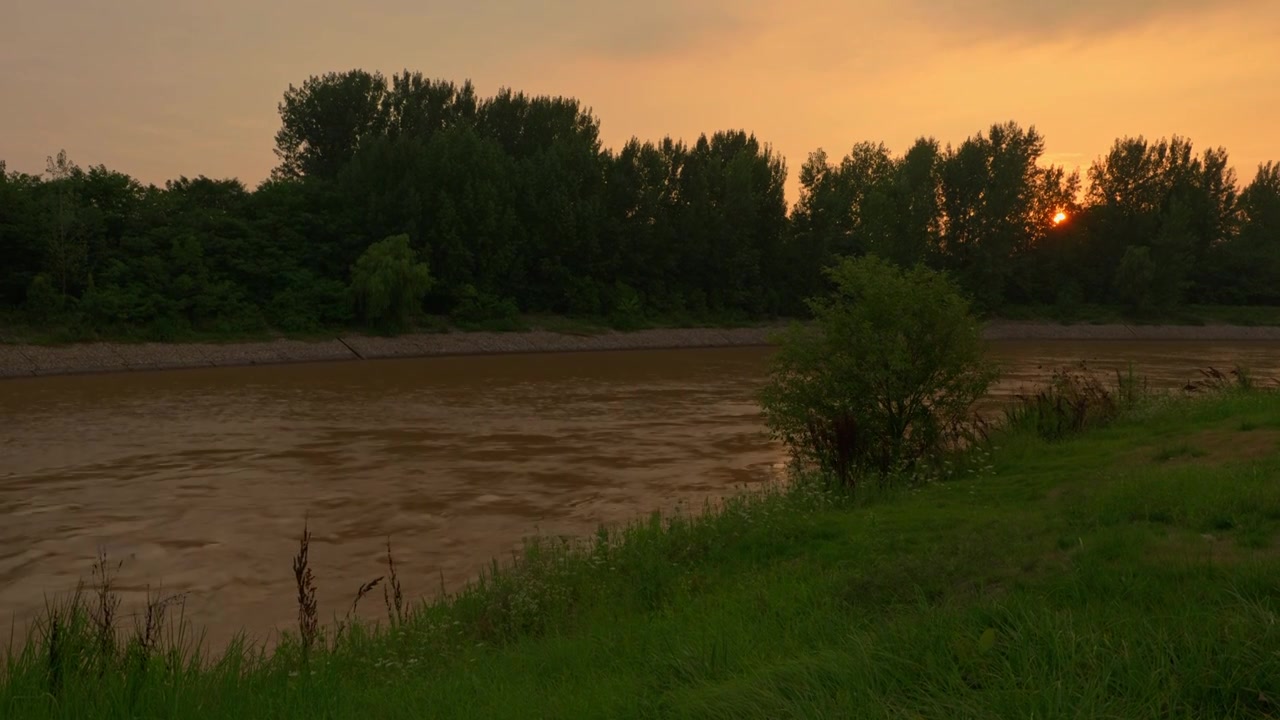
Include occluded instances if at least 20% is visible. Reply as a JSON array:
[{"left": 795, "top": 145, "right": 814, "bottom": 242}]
[{"left": 2, "top": 341, "right": 1278, "bottom": 650}]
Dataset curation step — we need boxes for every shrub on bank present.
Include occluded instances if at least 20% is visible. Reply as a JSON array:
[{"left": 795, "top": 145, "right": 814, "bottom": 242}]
[{"left": 759, "top": 255, "right": 997, "bottom": 490}]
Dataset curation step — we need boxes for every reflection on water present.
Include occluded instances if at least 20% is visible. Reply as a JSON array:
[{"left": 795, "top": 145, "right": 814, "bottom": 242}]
[{"left": 1, "top": 341, "right": 1278, "bottom": 647}]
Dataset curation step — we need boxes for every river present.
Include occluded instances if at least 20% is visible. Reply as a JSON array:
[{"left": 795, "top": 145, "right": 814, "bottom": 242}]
[{"left": 2, "top": 340, "right": 1278, "bottom": 649}]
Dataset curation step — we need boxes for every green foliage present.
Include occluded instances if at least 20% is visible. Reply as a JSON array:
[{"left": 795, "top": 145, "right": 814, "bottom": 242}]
[
  {"left": 606, "top": 282, "right": 645, "bottom": 330},
  {"left": 561, "top": 276, "right": 603, "bottom": 317},
  {"left": 1086, "top": 135, "right": 1239, "bottom": 305},
  {"left": 3, "top": 70, "right": 1280, "bottom": 343},
  {"left": 449, "top": 284, "right": 522, "bottom": 329},
  {"left": 759, "top": 255, "right": 997, "bottom": 488},
  {"left": 1151, "top": 441, "right": 1208, "bottom": 463},
  {"left": 273, "top": 70, "right": 390, "bottom": 181},
  {"left": 0, "top": 167, "right": 43, "bottom": 306},
  {"left": 41, "top": 150, "right": 92, "bottom": 299},
  {"left": 1053, "top": 279, "right": 1084, "bottom": 318},
  {"left": 1114, "top": 245, "right": 1159, "bottom": 312},
  {"left": 1209, "top": 162, "right": 1280, "bottom": 304},
  {"left": 349, "top": 235, "right": 433, "bottom": 331},
  {"left": 1002, "top": 365, "right": 1147, "bottom": 441},
  {"left": 23, "top": 273, "right": 64, "bottom": 322},
  {"left": 268, "top": 271, "right": 353, "bottom": 332},
  {"left": 937, "top": 122, "right": 1080, "bottom": 311}
]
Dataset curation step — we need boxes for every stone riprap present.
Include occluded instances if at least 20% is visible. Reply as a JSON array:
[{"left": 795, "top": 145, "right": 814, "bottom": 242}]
[
  {"left": 0, "top": 345, "right": 37, "bottom": 378},
  {"left": 982, "top": 320, "right": 1280, "bottom": 341},
  {"left": 1, "top": 338, "right": 359, "bottom": 377},
  {"left": 0, "top": 327, "right": 785, "bottom": 379},
  {"left": 4, "top": 322, "right": 1279, "bottom": 380}
]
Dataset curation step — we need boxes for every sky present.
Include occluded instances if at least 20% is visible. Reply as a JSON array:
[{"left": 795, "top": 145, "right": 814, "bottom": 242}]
[{"left": 2, "top": 0, "right": 1278, "bottom": 204}]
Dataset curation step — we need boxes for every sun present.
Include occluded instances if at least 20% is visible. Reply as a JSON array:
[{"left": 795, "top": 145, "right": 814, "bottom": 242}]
[{"left": 1052, "top": 211, "right": 1068, "bottom": 225}]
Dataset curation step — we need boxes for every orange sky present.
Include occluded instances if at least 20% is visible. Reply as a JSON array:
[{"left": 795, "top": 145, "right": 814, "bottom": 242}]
[{"left": 2, "top": 0, "right": 1277, "bottom": 204}]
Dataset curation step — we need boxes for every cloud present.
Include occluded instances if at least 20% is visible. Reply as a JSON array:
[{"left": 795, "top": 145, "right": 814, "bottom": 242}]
[
  {"left": 546, "top": 1, "right": 763, "bottom": 58},
  {"left": 359, "top": 0, "right": 767, "bottom": 60},
  {"left": 2, "top": 0, "right": 1273, "bottom": 192},
  {"left": 904, "top": 0, "right": 1261, "bottom": 40}
]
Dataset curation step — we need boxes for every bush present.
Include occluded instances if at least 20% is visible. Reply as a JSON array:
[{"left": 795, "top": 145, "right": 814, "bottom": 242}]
[
  {"left": 1053, "top": 280, "right": 1084, "bottom": 320},
  {"left": 563, "top": 276, "right": 602, "bottom": 317},
  {"left": 758, "top": 255, "right": 997, "bottom": 490},
  {"left": 1002, "top": 365, "right": 1143, "bottom": 441},
  {"left": 24, "top": 273, "right": 65, "bottom": 322},
  {"left": 349, "top": 234, "right": 433, "bottom": 331},
  {"left": 269, "top": 271, "right": 353, "bottom": 332},
  {"left": 449, "top": 284, "right": 522, "bottom": 330},
  {"left": 606, "top": 281, "right": 645, "bottom": 330}
]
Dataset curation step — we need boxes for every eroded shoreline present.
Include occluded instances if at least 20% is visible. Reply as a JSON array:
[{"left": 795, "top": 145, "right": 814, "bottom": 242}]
[{"left": 3, "top": 320, "right": 1280, "bottom": 379}]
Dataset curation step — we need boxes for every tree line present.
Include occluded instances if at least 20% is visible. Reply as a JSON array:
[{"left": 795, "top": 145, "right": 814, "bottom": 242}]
[{"left": 2, "top": 69, "right": 1277, "bottom": 339}]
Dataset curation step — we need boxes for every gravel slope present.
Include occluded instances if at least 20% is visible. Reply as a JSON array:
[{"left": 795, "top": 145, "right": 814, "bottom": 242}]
[{"left": 3, "top": 322, "right": 1279, "bottom": 379}]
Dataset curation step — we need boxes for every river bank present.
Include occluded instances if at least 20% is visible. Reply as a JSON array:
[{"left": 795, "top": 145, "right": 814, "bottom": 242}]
[{"left": 4, "top": 320, "right": 1280, "bottom": 379}]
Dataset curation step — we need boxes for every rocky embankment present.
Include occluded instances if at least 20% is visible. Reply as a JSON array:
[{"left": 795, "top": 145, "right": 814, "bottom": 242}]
[
  {"left": 3, "top": 321, "right": 1280, "bottom": 379},
  {"left": 981, "top": 320, "right": 1280, "bottom": 341},
  {"left": 0, "top": 327, "right": 777, "bottom": 378}
]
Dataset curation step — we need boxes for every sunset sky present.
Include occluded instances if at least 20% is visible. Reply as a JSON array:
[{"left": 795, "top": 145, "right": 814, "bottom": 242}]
[{"left": 2, "top": 0, "right": 1277, "bottom": 203}]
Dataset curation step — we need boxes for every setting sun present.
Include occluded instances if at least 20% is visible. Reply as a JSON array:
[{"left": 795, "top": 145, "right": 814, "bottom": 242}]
[{"left": 1053, "top": 211, "right": 1068, "bottom": 225}]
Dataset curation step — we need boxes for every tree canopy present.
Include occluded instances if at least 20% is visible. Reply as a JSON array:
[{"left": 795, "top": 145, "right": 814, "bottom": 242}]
[{"left": 1, "top": 69, "right": 1278, "bottom": 341}]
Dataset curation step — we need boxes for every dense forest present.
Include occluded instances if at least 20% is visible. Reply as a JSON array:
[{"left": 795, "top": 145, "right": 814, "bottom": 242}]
[{"left": 2, "top": 69, "right": 1278, "bottom": 340}]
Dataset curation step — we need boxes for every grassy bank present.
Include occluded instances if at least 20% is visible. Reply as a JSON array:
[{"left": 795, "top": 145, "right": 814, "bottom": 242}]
[{"left": 5, "top": 386, "right": 1280, "bottom": 717}]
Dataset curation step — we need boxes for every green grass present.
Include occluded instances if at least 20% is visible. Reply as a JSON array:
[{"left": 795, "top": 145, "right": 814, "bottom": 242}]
[
  {"left": 1151, "top": 441, "right": 1210, "bottom": 463},
  {"left": 5, "top": 390, "right": 1280, "bottom": 718},
  {"left": 996, "top": 303, "right": 1280, "bottom": 327}
]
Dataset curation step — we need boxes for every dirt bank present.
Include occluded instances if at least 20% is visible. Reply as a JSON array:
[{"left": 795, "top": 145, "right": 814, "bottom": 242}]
[{"left": 3, "top": 321, "right": 1279, "bottom": 379}]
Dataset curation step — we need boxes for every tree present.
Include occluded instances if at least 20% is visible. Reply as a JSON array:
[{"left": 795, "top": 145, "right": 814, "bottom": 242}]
[
  {"left": 1209, "top": 162, "right": 1280, "bottom": 304},
  {"left": 477, "top": 90, "right": 602, "bottom": 160},
  {"left": 788, "top": 139, "right": 949, "bottom": 305},
  {"left": 78, "top": 164, "right": 145, "bottom": 274},
  {"left": 672, "top": 130, "right": 788, "bottom": 316},
  {"left": 383, "top": 71, "right": 478, "bottom": 141},
  {"left": 474, "top": 90, "right": 611, "bottom": 313},
  {"left": 1113, "top": 245, "right": 1158, "bottom": 312},
  {"left": 272, "top": 70, "right": 389, "bottom": 180},
  {"left": 789, "top": 143, "right": 896, "bottom": 293},
  {"left": 8, "top": 66, "right": 1280, "bottom": 342},
  {"left": 1084, "top": 135, "right": 1237, "bottom": 305},
  {"left": 707, "top": 131, "right": 788, "bottom": 314},
  {"left": 349, "top": 234, "right": 433, "bottom": 330},
  {"left": 0, "top": 164, "right": 43, "bottom": 306},
  {"left": 937, "top": 122, "right": 1072, "bottom": 311},
  {"left": 340, "top": 128, "right": 524, "bottom": 314},
  {"left": 758, "top": 255, "right": 996, "bottom": 490},
  {"left": 603, "top": 137, "right": 686, "bottom": 314},
  {"left": 43, "top": 150, "right": 90, "bottom": 299},
  {"left": 866, "top": 138, "right": 945, "bottom": 270}
]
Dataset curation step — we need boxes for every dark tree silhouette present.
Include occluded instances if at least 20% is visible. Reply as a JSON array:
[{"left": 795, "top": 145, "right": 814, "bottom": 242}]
[{"left": 1, "top": 70, "right": 1277, "bottom": 341}]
